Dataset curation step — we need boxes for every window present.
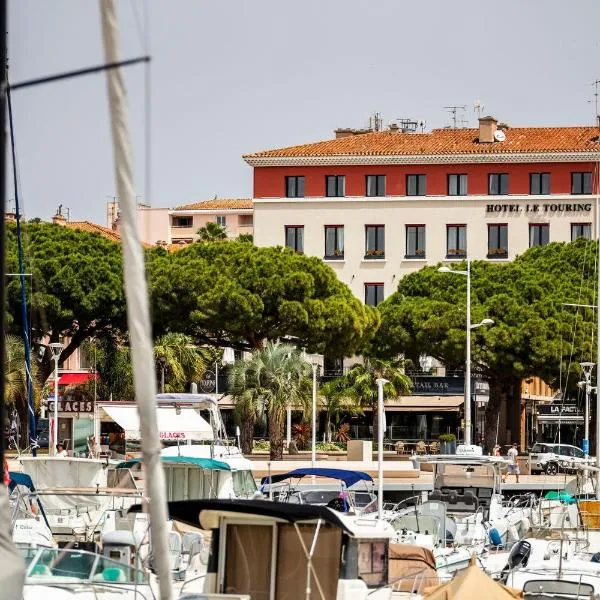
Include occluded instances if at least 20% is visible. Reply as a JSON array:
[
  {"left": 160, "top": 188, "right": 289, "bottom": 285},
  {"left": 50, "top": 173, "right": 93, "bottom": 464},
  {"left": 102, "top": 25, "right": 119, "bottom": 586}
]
[
  {"left": 406, "top": 174, "right": 427, "bottom": 196},
  {"left": 529, "top": 223, "right": 549, "bottom": 247},
  {"left": 324, "top": 225, "right": 344, "bottom": 258},
  {"left": 366, "top": 175, "right": 385, "bottom": 197},
  {"left": 286, "top": 176, "right": 305, "bottom": 198},
  {"left": 285, "top": 226, "right": 304, "bottom": 252},
  {"left": 448, "top": 174, "right": 468, "bottom": 196},
  {"left": 446, "top": 225, "right": 466, "bottom": 257},
  {"left": 571, "top": 223, "right": 592, "bottom": 241},
  {"left": 326, "top": 175, "right": 345, "bottom": 197},
  {"left": 364, "top": 284, "right": 384, "bottom": 307},
  {"left": 365, "top": 225, "right": 385, "bottom": 258},
  {"left": 488, "top": 224, "right": 508, "bottom": 258},
  {"left": 172, "top": 216, "right": 192, "bottom": 228},
  {"left": 406, "top": 225, "right": 426, "bottom": 258},
  {"left": 530, "top": 173, "right": 550, "bottom": 195},
  {"left": 488, "top": 173, "right": 509, "bottom": 195},
  {"left": 572, "top": 172, "right": 593, "bottom": 195},
  {"left": 216, "top": 215, "right": 226, "bottom": 228}
]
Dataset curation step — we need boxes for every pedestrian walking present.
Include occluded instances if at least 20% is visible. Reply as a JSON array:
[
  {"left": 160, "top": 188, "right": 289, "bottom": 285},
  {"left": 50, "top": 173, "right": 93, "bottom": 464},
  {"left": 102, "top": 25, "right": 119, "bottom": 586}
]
[{"left": 503, "top": 442, "right": 520, "bottom": 484}]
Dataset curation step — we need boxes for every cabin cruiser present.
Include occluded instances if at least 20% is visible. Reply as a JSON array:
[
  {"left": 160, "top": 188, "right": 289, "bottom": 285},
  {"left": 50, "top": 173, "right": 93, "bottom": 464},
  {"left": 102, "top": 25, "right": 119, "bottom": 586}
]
[
  {"left": 259, "top": 467, "right": 376, "bottom": 511},
  {"left": 152, "top": 498, "right": 443, "bottom": 599}
]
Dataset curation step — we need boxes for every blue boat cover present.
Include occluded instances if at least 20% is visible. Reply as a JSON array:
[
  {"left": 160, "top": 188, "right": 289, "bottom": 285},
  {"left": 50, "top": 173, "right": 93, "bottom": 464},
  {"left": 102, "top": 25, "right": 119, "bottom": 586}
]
[
  {"left": 260, "top": 467, "right": 372, "bottom": 488},
  {"left": 116, "top": 456, "right": 231, "bottom": 471},
  {"left": 8, "top": 471, "right": 50, "bottom": 529}
]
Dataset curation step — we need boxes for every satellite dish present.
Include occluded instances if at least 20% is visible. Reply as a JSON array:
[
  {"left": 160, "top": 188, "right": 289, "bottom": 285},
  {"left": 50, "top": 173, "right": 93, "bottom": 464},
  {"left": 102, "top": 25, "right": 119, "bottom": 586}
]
[{"left": 494, "top": 129, "right": 506, "bottom": 142}]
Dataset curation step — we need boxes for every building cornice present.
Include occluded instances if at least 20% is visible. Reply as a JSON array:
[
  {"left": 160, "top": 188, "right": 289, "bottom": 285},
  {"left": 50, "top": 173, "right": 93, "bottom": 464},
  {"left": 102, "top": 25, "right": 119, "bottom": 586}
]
[
  {"left": 169, "top": 208, "right": 253, "bottom": 216},
  {"left": 252, "top": 194, "right": 598, "bottom": 204},
  {"left": 244, "top": 151, "right": 600, "bottom": 167}
]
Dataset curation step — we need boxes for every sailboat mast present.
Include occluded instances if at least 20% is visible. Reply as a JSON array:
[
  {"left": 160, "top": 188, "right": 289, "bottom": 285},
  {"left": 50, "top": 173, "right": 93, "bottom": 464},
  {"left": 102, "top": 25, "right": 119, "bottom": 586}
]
[
  {"left": 0, "top": 0, "right": 6, "bottom": 473},
  {"left": 596, "top": 192, "right": 600, "bottom": 499},
  {"left": 98, "top": 2, "right": 172, "bottom": 598}
]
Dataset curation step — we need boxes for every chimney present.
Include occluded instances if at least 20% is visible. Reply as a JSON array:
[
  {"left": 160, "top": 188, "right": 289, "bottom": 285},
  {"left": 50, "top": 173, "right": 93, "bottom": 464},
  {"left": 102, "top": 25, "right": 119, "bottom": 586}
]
[
  {"left": 478, "top": 116, "right": 497, "bottom": 143},
  {"left": 334, "top": 128, "right": 355, "bottom": 139},
  {"left": 389, "top": 123, "right": 399, "bottom": 133}
]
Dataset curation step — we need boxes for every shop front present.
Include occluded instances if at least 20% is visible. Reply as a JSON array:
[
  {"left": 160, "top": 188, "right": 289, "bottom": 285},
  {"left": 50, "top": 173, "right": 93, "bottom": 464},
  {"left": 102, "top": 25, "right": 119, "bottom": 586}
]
[
  {"left": 536, "top": 403, "right": 584, "bottom": 447},
  {"left": 47, "top": 396, "right": 95, "bottom": 456}
]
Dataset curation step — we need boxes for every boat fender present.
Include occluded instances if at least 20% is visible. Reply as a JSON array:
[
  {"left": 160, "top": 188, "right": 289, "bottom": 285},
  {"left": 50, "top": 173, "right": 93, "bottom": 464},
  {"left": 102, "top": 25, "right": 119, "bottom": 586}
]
[
  {"left": 508, "top": 525, "right": 519, "bottom": 542},
  {"left": 489, "top": 527, "right": 503, "bottom": 548},
  {"left": 592, "top": 553, "right": 600, "bottom": 563}
]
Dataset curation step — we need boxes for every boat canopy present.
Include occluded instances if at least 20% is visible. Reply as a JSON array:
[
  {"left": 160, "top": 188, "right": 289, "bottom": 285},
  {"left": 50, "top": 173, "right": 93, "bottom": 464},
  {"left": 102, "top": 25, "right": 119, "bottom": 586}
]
[
  {"left": 116, "top": 456, "right": 231, "bottom": 471},
  {"left": 8, "top": 471, "right": 50, "bottom": 529},
  {"left": 260, "top": 467, "right": 373, "bottom": 488},
  {"left": 131, "top": 499, "right": 355, "bottom": 533},
  {"left": 101, "top": 404, "right": 214, "bottom": 441}
]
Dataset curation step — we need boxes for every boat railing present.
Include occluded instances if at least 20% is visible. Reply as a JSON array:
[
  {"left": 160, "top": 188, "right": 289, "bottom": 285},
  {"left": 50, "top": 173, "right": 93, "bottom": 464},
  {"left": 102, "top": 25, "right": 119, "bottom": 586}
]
[
  {"left": 178, "top": 573, "right": 207, "bottom": 597},
  {"left": 385, "top": 567, "right": 440, "bottom": 597},
  {"left": 383, "top": 494, "right": 423, "bottom": 514}
]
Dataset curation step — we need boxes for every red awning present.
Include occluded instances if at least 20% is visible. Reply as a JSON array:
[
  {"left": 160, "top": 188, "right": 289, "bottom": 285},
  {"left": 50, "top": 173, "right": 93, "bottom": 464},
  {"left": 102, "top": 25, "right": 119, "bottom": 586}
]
[{"left": 58, "top": 372, "right": 95, "bottom": 386}]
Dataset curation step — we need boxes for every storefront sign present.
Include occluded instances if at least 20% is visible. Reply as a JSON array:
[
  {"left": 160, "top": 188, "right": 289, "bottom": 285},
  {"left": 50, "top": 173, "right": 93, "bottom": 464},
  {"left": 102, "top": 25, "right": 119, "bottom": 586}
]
[
  {"left": 198, "top": 370, "right": 216, "bottom": 393},
  {"left": 537, "top": 404, "right": 581, "bottom": 416},
  {"left": 486, "top": 203, "right": 592, "bottom": 214},
  {"left": 159, "top": 431, "right": 186, "bottom": 440},
  {"left": 411, "top": 376, "right": 465, "bottom": 396},
  {"left": 47, "top": 400, "right": 94, "bottom": 413}
]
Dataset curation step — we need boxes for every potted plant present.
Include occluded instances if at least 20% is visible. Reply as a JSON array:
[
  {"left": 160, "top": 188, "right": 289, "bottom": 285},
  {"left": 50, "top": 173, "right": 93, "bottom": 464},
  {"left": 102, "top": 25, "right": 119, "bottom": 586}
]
[
  {"left": 488, "top": 248, "right": 508, "bottom": 258},
  {"left": 366, "top": 248, "right": 385, "bottom": 258},
  {"left": 334, "top": 248, "right": 344, "bottom": 257},
  {"left": 414, "top": 248, "right": 426, "bottom": 257},
  {"left": 439, "top": 433, "right": 456, "bottom": 454}
]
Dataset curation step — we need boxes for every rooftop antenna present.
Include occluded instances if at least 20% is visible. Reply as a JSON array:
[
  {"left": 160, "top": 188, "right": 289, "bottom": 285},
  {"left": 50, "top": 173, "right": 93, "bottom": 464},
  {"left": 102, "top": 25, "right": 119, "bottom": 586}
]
[
  {"left": 589, "top": 80, "right": 600, "bottom": 122},
  {"left": 473, "top": 100, "right": 485, "bottom": 119},
  {"left": 444, "top": 105, "right": 467, "bottom": 129},
  {"left": 369, "top": 112, "right": 383, "bottom": 132}
]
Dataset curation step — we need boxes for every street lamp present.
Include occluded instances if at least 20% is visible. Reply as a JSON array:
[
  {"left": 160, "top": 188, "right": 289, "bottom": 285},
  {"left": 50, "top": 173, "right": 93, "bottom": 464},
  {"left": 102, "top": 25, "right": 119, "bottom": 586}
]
[
  {"left": 49, "top": 342, "right": 63, "bottom": 455},
  {"left": 438, "top": 260, "right": 494, "bottom": 445},
  {"left": 375, "top": 378, "right": 389, "bottom": 519},
  {"left": 578, "top": 362, "right": 595, "bottom": 460}
]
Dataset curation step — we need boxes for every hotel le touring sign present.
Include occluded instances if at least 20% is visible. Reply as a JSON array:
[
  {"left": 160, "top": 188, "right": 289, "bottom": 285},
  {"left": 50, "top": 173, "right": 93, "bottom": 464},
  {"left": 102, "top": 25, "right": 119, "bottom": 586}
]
[{"left": 486, "top": 202, "right": 592, "bottom": 215}]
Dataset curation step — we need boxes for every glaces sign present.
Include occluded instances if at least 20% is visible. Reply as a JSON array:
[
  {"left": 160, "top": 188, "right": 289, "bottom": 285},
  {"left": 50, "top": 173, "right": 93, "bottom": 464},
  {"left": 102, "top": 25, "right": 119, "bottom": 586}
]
[
  {"left": 487, "top": 202, "right": 592, "bottom": 214},
  {"left": 47, "top": 400, "right": 94, "bottom": 413},
  {"left": 159, "top": 431, "right": 186, "bottom": 440}
]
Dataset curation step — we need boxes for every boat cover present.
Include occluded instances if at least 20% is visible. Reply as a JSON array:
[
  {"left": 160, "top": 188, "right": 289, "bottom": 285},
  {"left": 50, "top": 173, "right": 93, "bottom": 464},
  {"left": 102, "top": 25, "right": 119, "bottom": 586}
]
[
  {"left": 260, "top": 467, "right": 373, "bottom": 488},
  {"left": 116, "top": 456, "right": 231, "bottom": 471}
]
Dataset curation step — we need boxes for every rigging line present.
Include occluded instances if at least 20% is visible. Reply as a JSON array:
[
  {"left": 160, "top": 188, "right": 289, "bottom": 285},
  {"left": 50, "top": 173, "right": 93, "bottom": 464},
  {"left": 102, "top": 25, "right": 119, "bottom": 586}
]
[
  {"left": 8, "top": 56, "right": 150, "bottom": 91},
  {"left": 6, "top": 85, "right": 36, "bottom": 453}
]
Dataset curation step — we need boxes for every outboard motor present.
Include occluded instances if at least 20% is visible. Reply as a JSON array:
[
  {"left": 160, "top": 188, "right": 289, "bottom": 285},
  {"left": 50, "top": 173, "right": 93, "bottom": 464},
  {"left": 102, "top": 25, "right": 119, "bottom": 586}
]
[{"left": 500, "top": 539, "right": 532, "bottom": 582}]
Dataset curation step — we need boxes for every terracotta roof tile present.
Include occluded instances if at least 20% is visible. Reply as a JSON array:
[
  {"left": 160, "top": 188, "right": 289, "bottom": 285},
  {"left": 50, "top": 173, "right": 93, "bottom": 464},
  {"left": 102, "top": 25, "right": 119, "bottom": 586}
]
[
  {"left": 244, "top": 126, "right": 600, "bottom": 158},
  {"left": 65, "top": 221, "right": 121, "bottom": 242},
  {"left": 175, "top": 198, "right": 252, "bottom": 210}
]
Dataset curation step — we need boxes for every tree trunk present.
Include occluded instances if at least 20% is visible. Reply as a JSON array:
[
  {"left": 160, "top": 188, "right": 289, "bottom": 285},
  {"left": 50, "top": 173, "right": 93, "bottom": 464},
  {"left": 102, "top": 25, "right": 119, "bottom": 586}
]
[
  {"left": 269, "top": 406, "right": 285, "bottom": 460},
  {"left": 485, "top": 375, "right": 521, "bottom": 454},
  {"left": 240, "top": 412, "right": 254, "bottom": 455},
  {"left": 326, "top": 412, "right": 332, "bottom": 443}
]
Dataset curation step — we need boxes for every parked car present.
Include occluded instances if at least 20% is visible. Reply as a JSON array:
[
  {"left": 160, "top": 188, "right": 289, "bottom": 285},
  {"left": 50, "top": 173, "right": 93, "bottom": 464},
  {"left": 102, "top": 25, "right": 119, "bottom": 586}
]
[
  {"left": 529, "top": 443, "right": 587, "bottom": 475},
  {"left": 36, "top": 430, "right": 49, "bottom": 448}
]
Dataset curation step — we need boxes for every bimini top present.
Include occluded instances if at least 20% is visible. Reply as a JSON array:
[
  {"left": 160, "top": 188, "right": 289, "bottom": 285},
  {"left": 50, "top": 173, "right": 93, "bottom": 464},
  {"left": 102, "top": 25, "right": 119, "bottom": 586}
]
[
  {"left": 260, "top": 467, "right": 372, "bottom": 488},
  {"left": 134, "top": 499, "right": 354, "bottom": 534},
  {"left": 116, "top": 456, "right": 231, "bottom": 471},
  {"left": 8, "top": 471, "right": 50, "bottom": 528}
]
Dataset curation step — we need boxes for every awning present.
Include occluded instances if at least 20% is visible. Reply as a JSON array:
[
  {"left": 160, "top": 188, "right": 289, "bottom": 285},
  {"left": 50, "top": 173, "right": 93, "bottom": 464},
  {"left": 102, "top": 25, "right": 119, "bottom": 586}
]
[
  {"left": 58, "top": 372, "right": 96, "bottom": 386},
  {"left": 100, "top": 405, "right": 214, "bottom": 441},
  {"left": 537, "top": 415, "right": 584, "bottom": 424},
  {"left": 384, "top": 396, "right": 464, "bottom": 412}
]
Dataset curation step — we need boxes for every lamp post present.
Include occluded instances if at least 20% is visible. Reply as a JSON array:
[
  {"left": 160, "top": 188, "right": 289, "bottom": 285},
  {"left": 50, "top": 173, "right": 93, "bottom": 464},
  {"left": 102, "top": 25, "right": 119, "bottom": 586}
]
[
  {"left": 375, "top": 378, "right": 389, "bottom": 519},
  {"left": 49, "top": 342, "right": 63, "bottom": 456},
  {"left": 439, "top": 260, "right": 494, "bottom": 445},
  {"left": 579, "top": 362, "right": 595, "bottom": 460},
  {"left": 311, "top": 363, "right": 318, "bottom": 469}
]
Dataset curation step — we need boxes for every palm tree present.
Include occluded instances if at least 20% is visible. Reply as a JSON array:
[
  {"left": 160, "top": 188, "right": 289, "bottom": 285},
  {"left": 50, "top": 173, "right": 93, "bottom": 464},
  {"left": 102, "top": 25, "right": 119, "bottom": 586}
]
[
  {"left": 320, "top": 378, "right": 363, "bottom": 442},
  {"left": 228, "top": 341, "right": 311, "bottom": 459},
  {"left": 197, "top": 221, "right": 227, "bottom": 242},
  {"left": 153, "top": 333, "right": 208, "bottom": 392},
  {"left": 335, "top": 358, "right": 412, "bottom": 443},
  {"left": 4, "top": 335, "right": 40, "bottom": 446}
]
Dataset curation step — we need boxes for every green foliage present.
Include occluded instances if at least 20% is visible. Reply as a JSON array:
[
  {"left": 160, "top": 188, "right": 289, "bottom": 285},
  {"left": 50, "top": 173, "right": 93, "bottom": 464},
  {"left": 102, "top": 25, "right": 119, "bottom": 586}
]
[
  {"left": 320, "top": 377, "right": 362, "bottom": 441},
  {"left": 4, "top": 334, "right": 41, "bottom": 413},
  {"left": 438, "top": 433, "right": 456, "bottom": 442},
  {"left": 154, "top": 332, "right": 208, "bottom": 392},
  {"left": 315, "top": 441, "right": 345, "bottom": 452},
  {"left": 148, "top": 242, "right": 378, "bottom": 356},
  {"left": 292, "top": 422, "right": 311, "bottom": 450},
  {"left": 228, "top": 341, "right": 312, "bottom": 459},
  {"left": 196, "top": 221, "right": 228, "bottom": 241},
  {"left": 5, "top": 222, "right": 126, "bottom": 382},
  {"left": 252, "top": 439, "right": 270, "bottom": 452},
  {"left": 237, "top": 234, "right": 254, "bottom": 244}
]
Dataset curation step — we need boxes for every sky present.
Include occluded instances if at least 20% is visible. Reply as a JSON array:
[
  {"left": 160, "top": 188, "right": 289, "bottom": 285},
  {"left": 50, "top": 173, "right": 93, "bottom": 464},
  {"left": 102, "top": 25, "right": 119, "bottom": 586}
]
[{"left": 8, "top": 0, "right": 600, "bottom": 225}]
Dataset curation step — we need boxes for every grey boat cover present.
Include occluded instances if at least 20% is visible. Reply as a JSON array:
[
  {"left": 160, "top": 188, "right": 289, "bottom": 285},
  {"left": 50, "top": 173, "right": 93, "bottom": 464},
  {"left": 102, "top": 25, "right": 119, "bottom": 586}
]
[{"left": 0, "top": 484, "right": 25, "bottom": 599}]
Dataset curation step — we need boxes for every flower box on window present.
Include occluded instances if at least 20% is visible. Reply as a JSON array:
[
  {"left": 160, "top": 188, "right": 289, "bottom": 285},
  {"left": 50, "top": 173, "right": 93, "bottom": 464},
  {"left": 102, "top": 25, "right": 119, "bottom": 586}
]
[
  {"left": 447, "top": 248, "right": 466, "bottom": 257},
  {"left": 487, "top": 248, "right": 508, "bottom": 258},
  {"left": 414, "top": 248, "right": 425, "bottom": 256},
  {"left": 365, "top": 249, "right": 385, "bottom": 258}
]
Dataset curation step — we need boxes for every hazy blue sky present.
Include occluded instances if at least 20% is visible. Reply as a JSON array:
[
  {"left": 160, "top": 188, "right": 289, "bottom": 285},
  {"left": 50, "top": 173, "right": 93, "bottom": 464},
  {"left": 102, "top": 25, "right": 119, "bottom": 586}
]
[{"left": 9, "top": 0, "right": 600, "bottom": 225}]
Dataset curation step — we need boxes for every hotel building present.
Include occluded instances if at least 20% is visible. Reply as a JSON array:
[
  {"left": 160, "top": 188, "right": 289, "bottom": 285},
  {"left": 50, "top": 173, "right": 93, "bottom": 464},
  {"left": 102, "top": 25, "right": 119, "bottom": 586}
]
[{"left": 245, "top": 117, "right": 600, "bottom": 306}]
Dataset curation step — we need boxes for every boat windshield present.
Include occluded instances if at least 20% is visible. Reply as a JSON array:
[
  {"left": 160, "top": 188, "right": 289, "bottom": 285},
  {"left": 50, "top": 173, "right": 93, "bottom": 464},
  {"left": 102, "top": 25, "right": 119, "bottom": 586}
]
[
  {"left": 232, "top": 469, "right": 258, "bottom": 497},
  {"left": 434, "top": 463, "right": 496, "bottom": 489},
  {"left": 26, "top": 547, "right": 148, "bottom": 585}
]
